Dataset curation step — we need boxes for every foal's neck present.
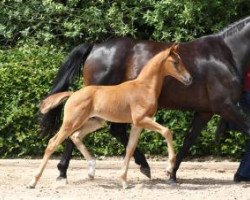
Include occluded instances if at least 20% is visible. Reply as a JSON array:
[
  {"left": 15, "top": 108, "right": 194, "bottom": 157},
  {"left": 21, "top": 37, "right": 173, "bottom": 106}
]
[{"left": 136, "top": 51, "right": 166, "bottom": 97}]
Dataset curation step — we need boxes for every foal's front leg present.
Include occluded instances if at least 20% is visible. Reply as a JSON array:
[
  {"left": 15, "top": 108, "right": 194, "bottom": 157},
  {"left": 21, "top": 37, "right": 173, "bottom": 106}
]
[
  {"left": 120, "top": 125, "right": 142, "bottom": 189},
  {"left": 136, "top": 117, "right": 176, "bottom": 175}
]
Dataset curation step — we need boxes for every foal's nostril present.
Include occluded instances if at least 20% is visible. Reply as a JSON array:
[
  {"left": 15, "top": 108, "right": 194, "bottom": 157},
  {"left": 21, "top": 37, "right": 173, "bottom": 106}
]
[
  {"left": 188, "top": 76, "right": 193, "bottom": 83},
  {"left": 184, "top": 75, "right": 192, "bottom": 85}
]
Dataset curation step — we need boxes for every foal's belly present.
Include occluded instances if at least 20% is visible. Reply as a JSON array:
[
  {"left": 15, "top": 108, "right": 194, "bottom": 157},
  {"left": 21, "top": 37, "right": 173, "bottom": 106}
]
[{"left": 92, "top": 95, "right": 133, "bottom": 123}]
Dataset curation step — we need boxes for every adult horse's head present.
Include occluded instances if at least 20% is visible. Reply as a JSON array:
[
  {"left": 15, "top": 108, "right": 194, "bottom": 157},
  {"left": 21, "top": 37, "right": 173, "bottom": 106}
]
[{"left": 162, "top": 44, "right": 192, "bottom": 86}]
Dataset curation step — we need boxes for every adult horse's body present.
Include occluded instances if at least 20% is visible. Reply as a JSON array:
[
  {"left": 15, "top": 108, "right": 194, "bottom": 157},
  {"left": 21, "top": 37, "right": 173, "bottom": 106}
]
[{"left": 41, "top": 16, "right": 250, "bottom": 182}]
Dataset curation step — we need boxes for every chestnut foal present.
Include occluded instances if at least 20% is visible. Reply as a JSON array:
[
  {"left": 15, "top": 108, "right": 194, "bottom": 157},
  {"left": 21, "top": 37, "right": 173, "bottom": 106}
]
[{"left": 28, "top": 44, "right": 192, "bottom": 189}]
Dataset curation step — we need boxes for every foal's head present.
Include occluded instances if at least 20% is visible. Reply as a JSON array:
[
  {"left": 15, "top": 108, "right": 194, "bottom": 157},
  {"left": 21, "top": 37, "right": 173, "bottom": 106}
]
[{"left": 162, "top": 44, "right": 192, "bottom": 86}]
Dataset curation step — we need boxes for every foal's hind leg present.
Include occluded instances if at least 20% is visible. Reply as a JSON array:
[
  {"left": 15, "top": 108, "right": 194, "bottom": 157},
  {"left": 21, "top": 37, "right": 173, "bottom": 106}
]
[
  {"left": 70, "top": 118, "right": 104, "bottom": 179},
  {"left": 135, "top": 117, "right": 176, "bottom": 175},
  {"left": 120, "top": 125, "right": 142, "bottom": 189},
  {"left": 28, "top": 128, "right": 70, "bottom": 188}
]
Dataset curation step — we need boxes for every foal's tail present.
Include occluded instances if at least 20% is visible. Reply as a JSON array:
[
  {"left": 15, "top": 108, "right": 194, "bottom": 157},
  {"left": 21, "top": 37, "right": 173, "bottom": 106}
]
[
  {"left": 40, "top": 44, "right": 93, "bottom": 137},
  {"left": 40, "top": 92, "right": 73, "bottom": 114}
]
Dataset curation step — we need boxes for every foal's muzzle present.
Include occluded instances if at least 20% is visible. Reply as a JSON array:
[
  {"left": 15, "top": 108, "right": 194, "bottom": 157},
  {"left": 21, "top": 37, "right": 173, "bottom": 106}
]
[{"left": 181, "top": 74, "right": 192, "bottom": 86}]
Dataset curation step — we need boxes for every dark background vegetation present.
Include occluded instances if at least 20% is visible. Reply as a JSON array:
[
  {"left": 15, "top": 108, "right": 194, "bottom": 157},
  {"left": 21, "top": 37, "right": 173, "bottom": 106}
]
[{"left": 0, "top": 0, "right": 249, "bottom": 158}]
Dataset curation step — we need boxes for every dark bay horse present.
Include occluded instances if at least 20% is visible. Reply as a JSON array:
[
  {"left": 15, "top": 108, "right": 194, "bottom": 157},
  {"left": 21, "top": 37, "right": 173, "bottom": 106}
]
[{"left": 41, "top": 16, "right": 250, "bottom": 182}]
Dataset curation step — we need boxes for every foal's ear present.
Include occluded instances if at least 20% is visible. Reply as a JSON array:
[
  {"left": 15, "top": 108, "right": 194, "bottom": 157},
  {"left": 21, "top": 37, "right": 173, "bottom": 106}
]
[
  {"left": 163, "top": 46, "right": 172, "bottom": 58},
  {"left": 164, "top": 43, "right": 179, "bottom": 58},
  {"left": 170, "top": 43, "right": 179, "bottom": 53}
]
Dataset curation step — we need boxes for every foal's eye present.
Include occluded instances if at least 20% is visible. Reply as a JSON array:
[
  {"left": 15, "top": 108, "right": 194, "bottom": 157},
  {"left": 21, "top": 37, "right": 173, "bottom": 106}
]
[{"left": 173, "top": 60, "right": 179, "bottom": 66}]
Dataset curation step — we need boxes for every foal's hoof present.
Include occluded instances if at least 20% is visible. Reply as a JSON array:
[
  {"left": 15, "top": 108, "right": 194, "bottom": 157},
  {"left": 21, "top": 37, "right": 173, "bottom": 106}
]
[
  {"left": 27, "top": 179, "right": 36, "bottom": 189},
  {"left": 122, "top": 181, "right": 129, "bottom": 189},
  {"left": 88, "top": 174, "right": 94, "bottom": 180},
  {"left": 140, "top": 166, "right": 151, "bottom": 179},
  {"left": 88, "top": 159, "right": 96, "bottom": 180}
]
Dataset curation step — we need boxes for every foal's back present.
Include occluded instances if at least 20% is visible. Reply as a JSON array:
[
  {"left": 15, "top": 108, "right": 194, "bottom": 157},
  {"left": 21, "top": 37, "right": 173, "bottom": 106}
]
[{"left": 65, "top": 80, "right": 149, "bottom": 123}]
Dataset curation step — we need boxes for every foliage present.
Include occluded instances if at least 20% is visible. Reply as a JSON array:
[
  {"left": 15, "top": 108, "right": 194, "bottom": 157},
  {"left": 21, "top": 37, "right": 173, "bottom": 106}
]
[
  {"left": 0, "top": 0, "right": 249, "bottom": 158},
  {"left": 0, "top": 0, "right": 249, "bottom": 48},
  {"left": 0, "top": 44, "right": 63, "bottom": 157}
]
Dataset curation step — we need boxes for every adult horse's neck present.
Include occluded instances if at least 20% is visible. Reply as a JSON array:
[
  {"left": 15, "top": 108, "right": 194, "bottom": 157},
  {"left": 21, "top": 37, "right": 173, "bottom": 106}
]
[
  {"left": 221, "top": 16, "right": 250, "bottom": 76},
  {"left": 136, "top": 51, "right": 166, "bottom": 98}
]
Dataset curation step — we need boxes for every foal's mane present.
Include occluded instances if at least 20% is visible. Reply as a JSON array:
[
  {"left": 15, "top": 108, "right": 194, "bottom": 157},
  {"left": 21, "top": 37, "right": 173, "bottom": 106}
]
[{"left": 219, "top": 16, "right": 250, "bottom": 38}]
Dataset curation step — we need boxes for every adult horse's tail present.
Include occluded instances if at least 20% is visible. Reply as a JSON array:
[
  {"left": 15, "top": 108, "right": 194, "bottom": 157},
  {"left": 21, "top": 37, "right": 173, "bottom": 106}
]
[{"left": 40, "top": 44, "right": 93, "bottom": 137}]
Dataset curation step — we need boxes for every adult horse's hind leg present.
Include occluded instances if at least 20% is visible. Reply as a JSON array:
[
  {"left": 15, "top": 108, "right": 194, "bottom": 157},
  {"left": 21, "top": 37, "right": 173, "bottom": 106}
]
[
  {"left": 70, "top": 118, "right": 104, "bottom": 179},
  {"left": 218, "top": 103, "right": 250, "bottom": 135},
  {"left": 57, "top": 139, "right": 74, "bottom": 180},
  {"left": 110, "top": 123, "right": 151, "bottom": 178}
]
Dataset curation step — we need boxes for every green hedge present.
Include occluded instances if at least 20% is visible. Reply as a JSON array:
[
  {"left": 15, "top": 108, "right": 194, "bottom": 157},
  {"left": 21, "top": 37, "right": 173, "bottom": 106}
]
[
  {"left": 1, "top": 0, "right": 249, "bottom": 47},
  {"left": 0, "top": 0, "right": 249, "bottom": 158},
  {"left": 0, "top": 44, "right": 247, "bottom": 158},
  {"left": 0, "top": 44, "right": 63, "bottom": 157}
]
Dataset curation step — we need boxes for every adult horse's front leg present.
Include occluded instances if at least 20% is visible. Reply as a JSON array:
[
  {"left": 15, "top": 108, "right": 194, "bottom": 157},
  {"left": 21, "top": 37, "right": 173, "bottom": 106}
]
[
  {"left": 110, "top": 123, "right": 151, "bottom": 178},
  {"left": 169, "top": 112, "right": 212, "bottom": 183}
]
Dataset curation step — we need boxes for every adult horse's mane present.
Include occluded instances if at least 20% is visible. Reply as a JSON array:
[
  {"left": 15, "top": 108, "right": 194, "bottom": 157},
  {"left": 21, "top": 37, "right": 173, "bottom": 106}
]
[{"left": 219, "top": 16, "right": 250, "bottom": 38}]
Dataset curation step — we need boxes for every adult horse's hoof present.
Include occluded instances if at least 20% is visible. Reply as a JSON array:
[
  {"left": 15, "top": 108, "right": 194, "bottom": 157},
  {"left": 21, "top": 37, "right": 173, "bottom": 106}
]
[
  {"left": 56, "top": 176, "right": 68, "bottom": 184},
  {"left": 140, "top": 166, "right": 151, "bottom": 179},
  {"left": 26, "top": 184, "right": 35, "bottom": 189}
]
